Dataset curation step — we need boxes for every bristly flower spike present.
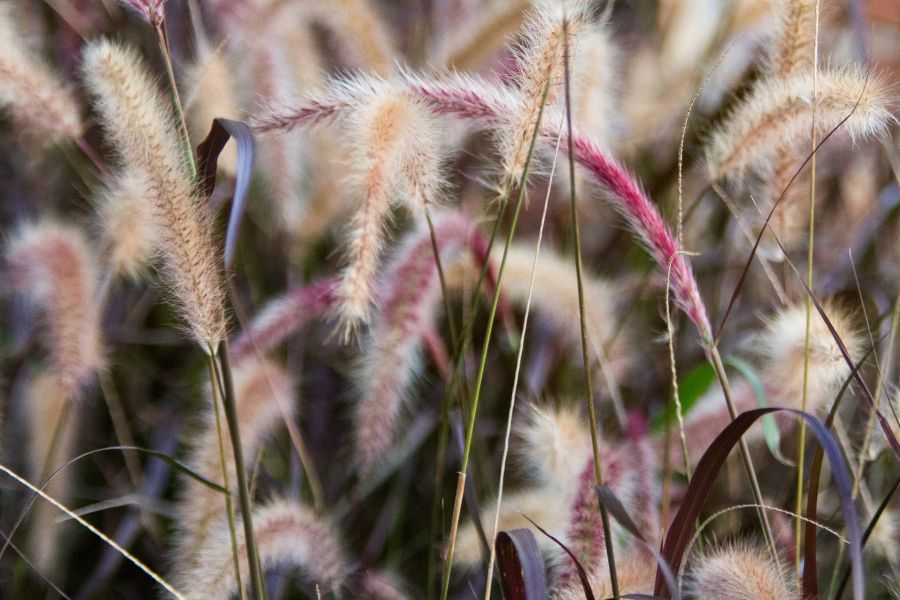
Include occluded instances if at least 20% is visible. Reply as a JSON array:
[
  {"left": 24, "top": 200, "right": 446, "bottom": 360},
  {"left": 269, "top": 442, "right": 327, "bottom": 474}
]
[
  {"left": 82, "top": 40, "right": 227, "bottom": 353},
  {"left": 7, "top": 222, "right": 103, "bottom": 397}
]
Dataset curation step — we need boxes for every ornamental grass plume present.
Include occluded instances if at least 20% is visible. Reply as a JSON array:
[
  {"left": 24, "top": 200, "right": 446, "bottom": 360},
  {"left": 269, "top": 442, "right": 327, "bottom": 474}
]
[
  {"left": 354, "top": 213, "right": 473, "bottom": 474},
  {"left": 666, "top": 300, "right": 862, "bottom": 467},
  {"left": 493, "top": 242, "right": 630, "bottom": 378},
  {"left": 706, "top": 67, "right": 894, "bottom": 180},
  {"left": 499, "top": 1, "right": 585, "bottom": 183},
  {"left": 82, "top": 40, "right": 227, "bottom": 353},
  {"left": 0, "top": 4, "right": 83, "bottom": 145},
  {"left": 229, "top": 278, "right": 339, "bottom": 365},
  {"left": 184, "top": 45, "right": 241, "bottom": 176},
  {"left": 7, "top": 222, "right": 102, "bottom": 397},
  {"left": 175, "top": 358, "right": 295, "bottom": 567},
  {"left": 687, "top": 542, "right": 797, "bottom": 599},
  {"left": 95, "top": 168, "right": 158, "bottom": 280},
  {"left": 25, "top": 371, "right": 78, "bottom": 576},
  {"left": 180, "top": 497, "right": 347, "bottom": 599},
  {"left": 332, "top": 83, "right": 447, "bottom": 334}
]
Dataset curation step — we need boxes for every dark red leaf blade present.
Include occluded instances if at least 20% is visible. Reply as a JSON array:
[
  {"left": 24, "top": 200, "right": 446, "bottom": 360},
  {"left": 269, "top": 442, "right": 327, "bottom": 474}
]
[
  {"left": 654, "top": 408, "right": 864, "bottom": 600},
  {"left": 496, "top": 529, "right": 548, "bottom": 600},
  {"left": 196, "top": 117, "right": 256, "bottom": 271}
]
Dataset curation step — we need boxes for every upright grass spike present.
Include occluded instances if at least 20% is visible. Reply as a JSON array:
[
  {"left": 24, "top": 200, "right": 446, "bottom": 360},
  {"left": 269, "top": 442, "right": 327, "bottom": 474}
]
[
  {"left": 686, "top": 542, "right": 797, "bottom": 600},
  {"left": 82, "top": 40, "right": 227, "bottom": 353},
  {"left": 95, "top": 168, "right": 158, "bottom": 281},
  {"left": 0, "top": 4, "right": 83, "bottom": 146},
  {"left": 7, "top": 221, "right": 103, "bottom": 397},
  {"left": 180, "top": 497, "right": 347, "bottom": 599},
  {"left": 354, "top": 213, "right": 473, "bottom": 474}
]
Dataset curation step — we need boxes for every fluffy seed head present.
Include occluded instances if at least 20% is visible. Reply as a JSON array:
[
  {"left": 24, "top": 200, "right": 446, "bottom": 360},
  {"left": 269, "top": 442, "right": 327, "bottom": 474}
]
[
  {"left": 687, "top": 542, "right": 797, "bottom": 599},
  {"left": 180, "top": 498, "right": 346, "bottom": 598},
  {"left": 570, "top": 24, "right": 618, "bottom": 148},
  {"left": 493, "top": 243, "right": 630, "bottom": 378},
  {"left": 455, "top": 488, "right": 571, "bottom": 567},
  {"left": 354, "top": 213, "right": 472, "bottom": 473},
  {"left": 25, "top": 371, "right": 78, "bottom": 576},
  {"left": 759, "top": 300, "right": 862, "bottom": 410},
  {"left": 500, "top": 3, "right": 585, "bottom": 182},
  {"left": 82, "top": 40, "right": 226, "bottom": 352},
  {"left": 176, "top": 359, "right": 295, "bottom": 565},
  {"left": 307, "top": 0, "right": 394, "bottom": 75},
  {"left": 766, "top": 0, "right": 817, "bottom": 79},
  {"left": 517, "top": 403, "right": 591, "bottom": 488},
  {"left": 0, "top": 5, "right": 83, "bottom": 144},
  {"left": 706, "top": 67, "right": 895, "bottom": 179},
  {"left": 335, "top": 84, "right": 447, "bottom": 333},
  {"left": 95, "top": 169, "right": 157, "bottom": 279},
  {"left": 7, "top": 222, "right": 102, "bottom": 396},
  {"left": 184, "top": 46, "right": 241, "bottom": 176}
]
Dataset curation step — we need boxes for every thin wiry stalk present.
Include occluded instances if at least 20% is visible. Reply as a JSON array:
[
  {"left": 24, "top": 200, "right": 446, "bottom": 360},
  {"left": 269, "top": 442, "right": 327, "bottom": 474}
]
[
  {"left": 216, "top": 343, "right": 265, "bottom": 599},
  {"left": 562, "top": 17, "right": 619, "bottom": 598},
  {"left": 795, "top": 0, "right": 820, "bottom": 570},
  {"left": 0, "top": 463, "right": 185, "bottom": 599},
  {"left": 205, "top": 355, "right": 246, "bottom": 600},
  {"left": 155, "top": 19, "right": 197, "bottom": 178},
  {"left": 483, "top": 108, "right": 564, "bottom": 600},
  {"left": 440, "top": 75, "right": 551, "bottom": 600}
]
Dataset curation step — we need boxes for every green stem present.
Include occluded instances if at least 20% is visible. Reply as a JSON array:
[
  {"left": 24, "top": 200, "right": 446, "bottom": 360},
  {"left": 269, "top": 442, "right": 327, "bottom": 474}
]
[
  {"left": 206, "top": 355, "right": 246, "bottom": 600},
  {"left": 155, "top": 20, "right": 197, "bottom": 179},
  {"left": 216, "top": 343, "right": 265, "bottom": 599},
  {"left": 562, "top": 20, "right": 618, "bottom": 597}
]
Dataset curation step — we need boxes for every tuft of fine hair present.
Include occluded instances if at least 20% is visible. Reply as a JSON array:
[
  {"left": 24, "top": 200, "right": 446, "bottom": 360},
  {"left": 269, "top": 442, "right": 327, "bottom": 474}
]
[
  {"left": 95, "top": 168, "right": 158, "bottom": 280},
  {"left": 516, "top": 403, "right": 591, "bottom": 488},
  {"left": 25, "top": 371, "right": 78, "bottom": 576},
  {"left": 175, "top": 358, "right": 295, "bottom": 568},
  {"left": 706, "top": 67, "right": 894, "bottom": 180},
  {"left": 183, "top": 45, "right": 241, "bottom": 176},
  {"left": 353, "top": 213, "right": 472, "bottom": 473},
  {"left": 0, "top": 5, "right": 83, "bottom": 145},
  {"left": 333, "top": 83, "right": 447, "bottom": 335},
  {"left": 499, "top": 3, "right": 586, "bottom": 182},
  {"left": 7, "top": 221, "right": 103, "bottom": 397},
  {"left": 758, "top": 299, "right": 862, "bottom": 409},
  {"left": 81, "top": 40, "right": 227, "bottom": 353},
  {"left": 765, "top": 0, "right": 817, "bottom": 80},
  {"left": 686, "top": 542, "right": 797, "bottom": 599},
  {"left": 493, "top": 242, "right": 631, "bottom": 378},
  {"left": 180, "top": 497, "right": 347, "bottom": 598}
]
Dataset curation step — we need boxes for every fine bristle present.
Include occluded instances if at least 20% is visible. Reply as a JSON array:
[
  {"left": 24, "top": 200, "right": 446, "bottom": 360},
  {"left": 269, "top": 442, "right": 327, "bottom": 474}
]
[
  {"left": 95, "top": 169, "right": 157, "bottom": 280},
  {"left": 180, "top": 497, "right": 347, "bottom": 598},
  {"left": 687, "top": 542, "right": 797, "bottom": 599},
  {"left": 354, "top": 213, "right": 472, "bottom": 473},
  {"left": 707, "top": 67, "right": 895, "bottom": 179},
  {"left": 7, "top": 221, "right": 102, "bottom": 397},
  {"left": 25, "top": 371, "right": 78, "bottom": 576},
  {"left": 758, "top": 299, "right": 862, "bottom": 409},
  {"left": 0, "top": 5, "right": 83, "bottom": 144},
  {"left": 175, "top": 358, "right": 295, "bottom": 567},
  {"left": 334, "top": 85, "right": 447, "bottom": 334},
  {"left": 82, "top": 39, "right": 227, "bottom": 353}
]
